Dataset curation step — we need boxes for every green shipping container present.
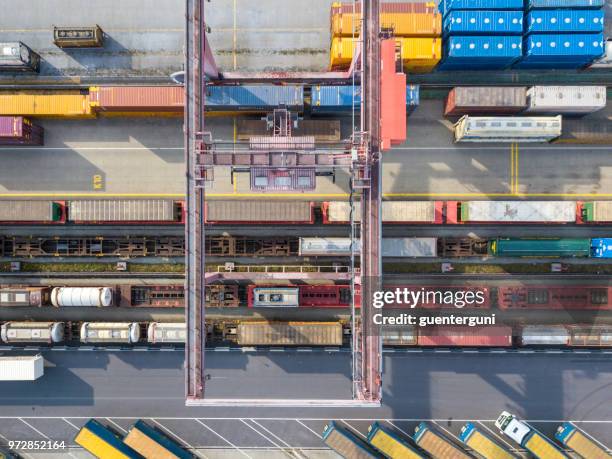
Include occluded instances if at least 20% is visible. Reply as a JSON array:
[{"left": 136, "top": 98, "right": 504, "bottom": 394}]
[{"left": 488, "top": 238, "right": 591, "bottom": 258}]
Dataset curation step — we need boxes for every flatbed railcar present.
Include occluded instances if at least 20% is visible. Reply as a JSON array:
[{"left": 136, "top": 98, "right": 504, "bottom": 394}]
[
  {"left": 68, "top": 199, "right": 185, "bottom": 224},
  {"left": 322, "top": 201, "right": 444, "bottom": 224}
]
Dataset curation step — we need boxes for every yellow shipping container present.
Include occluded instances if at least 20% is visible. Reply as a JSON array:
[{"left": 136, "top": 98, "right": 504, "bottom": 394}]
[
  {"left": 331, "top": 12, "right": 441, "bottom": 37},
  {"left": 0, "top": 91, "right": 94, "bottom": 117},
  {"left": 330, "top": 37, "right": 441, "bottom": 72}
]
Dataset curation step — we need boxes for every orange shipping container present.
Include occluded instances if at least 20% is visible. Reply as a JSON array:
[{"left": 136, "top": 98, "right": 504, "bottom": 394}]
[
  {"left": 0, "top": 91, "right": 94, "bottom": 117},
  {"left": 89, "top": 86, "right": 184, "bottom": 112},
  {"left": 331, "top": 12, "right": 441, "bottom": 37}
]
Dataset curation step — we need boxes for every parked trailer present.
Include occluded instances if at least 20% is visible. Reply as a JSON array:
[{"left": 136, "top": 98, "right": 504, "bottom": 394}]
[
  {"left": 0, "top": 355, "right": 44, "bottom": 381},
  {"left": 89, "top": 86, "right": 184, "bottom": 113},
  {"left": 322, "top": 421, "right": 379, "bottom": 459},
  {"left": 444, "top": 87, "right": 527, "bottom": 116},
  {"left": 124, "top": 419, "right": 192, "bottom": 459},
  {"left": 51, "top": 287, "right": 113, "bottom": 307},
  {"left": 80, "top": 322, "right": 140, "bottom": 344},
  {"left": 488, "top": 238, "right": 591, "bottom": 258},
  {"left": 0, "top": 287, "right": 50, "bottom": 307},
  {"left": 579, "top": 201, "right": 612, "bottom": 223},
  {"left": 0, "top": 42, "right": 40, "bottom": 72},
  {"left": 322, "top": 201, "right": 443, "bottom": 224},
  {"left": 68, "top": 199, "right": 181, "bottom": 223},
  {"left": 525, "top": 86, "right": 606, "bottom": 115},
  {"left": 0, "top": 322, "right": 64, "bottom": 344},
  {"left": 53, "top": 26, "right": 104, "bottom": 48},
  {"left": 204, "top": 200, "right": 314, "bottom": 224},
  {"left": 298, "top": 237, "right": 438, "bottom": 257},
  {"left": 447, "top": 201, "right": 576, "bottom": 224},
  {"left": 520, "top": 326, "right": 570, "bottom": 346},
  {"left": 367, "top": 422, "right": 425, "bottom": 458},
  {"left": 0, "top": 116, "right": 43, "bottom": 145},
  {"left": 75, "top": 419, "right": 141, "bottom": 459},
  {"left": 454, "top": 116, "right": 562, "bottom": 143},
  {"left": 147, "top": 323, "right": 186, "bottom": 344},
  {"left": 459, "top": 422, "right": 518, "bottom": 459},
  {"left": 0, "top": 200, "right": 64, "bottom": 223},
  {"left": 413, "top": 422, "right": 472, "bottom": 458},
  {"left": 417, "top": 326, "right": 513, "bottom": 347},
  {"left": 555, "top": 422, "right": 610, "bottom": 458},
  {"left": 236, "top": 322, "right": 343, "bottom": 346},
  {"left": 0, "top": 92, "right": 94, "bottom": 117},
  {"left": 498, "top": 286, "right": 612, "bottom": 310},
  {"left": 496, "top": 411, "right": 570, "bottom": 459}
]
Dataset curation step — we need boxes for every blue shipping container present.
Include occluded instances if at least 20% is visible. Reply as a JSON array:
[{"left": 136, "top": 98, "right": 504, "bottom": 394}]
[
  {"left": 205, "top": 85, "right": 304, "bottom": 111},
  {"left": 522, "top": 33, "right": 605, "bottom": 61},
  {"left": 591, "top": 238, "right": 612, "bottom": 258},
  {"left": 438, "top": 35, "right": 522, "bottom": 70},
  {"left": 443, "top": 11, "right": 523, "bottom": 36},
  {"left": 439, "top": 0, "right": 524, "bottom": 16},
  {"left": 527, "top": 0, "right": 605, "bottom": 9},
  {"left": 311, "top": 85, "right": 419, "bottom": 114},
  {"left": 526, "top": 10, "right": 605, "bottom": 35}
]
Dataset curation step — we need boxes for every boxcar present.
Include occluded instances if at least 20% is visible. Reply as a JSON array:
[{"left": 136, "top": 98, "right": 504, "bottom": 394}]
[{"left": 498, "top": 286, "right": 611, "bottom": 310}]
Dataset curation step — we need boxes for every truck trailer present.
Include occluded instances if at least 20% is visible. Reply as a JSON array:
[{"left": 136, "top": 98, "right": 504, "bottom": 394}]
[
  {"left": 555, "top": 422, "right": 610, "bottom": 459},
  {"left": 459, "top": 422, "right": 518, "bottom": 459},
  {"left": 0, "top": 355, "right": 44, "bottom": 381}
]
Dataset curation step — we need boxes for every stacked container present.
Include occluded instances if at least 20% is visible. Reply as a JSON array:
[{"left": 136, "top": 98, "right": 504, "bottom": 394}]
[
  {"left": 329, "top": 2, "right": 442, "bottom": 72},
  {"left": 518, "top": 0, "right": 606, "bottom": 68},
  {"left": 438, "top": 2, "right": 524, "bottom": 70}
]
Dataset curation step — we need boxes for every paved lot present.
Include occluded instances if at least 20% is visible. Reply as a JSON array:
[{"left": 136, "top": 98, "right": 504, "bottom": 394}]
[{"left": 0, "top": 101, "right": 611, "bottom": 198}]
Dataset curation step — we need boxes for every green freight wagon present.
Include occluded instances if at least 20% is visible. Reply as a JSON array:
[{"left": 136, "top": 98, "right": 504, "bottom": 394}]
[{"left": 488, "top": 238, "right": 591, "bottom": 258}]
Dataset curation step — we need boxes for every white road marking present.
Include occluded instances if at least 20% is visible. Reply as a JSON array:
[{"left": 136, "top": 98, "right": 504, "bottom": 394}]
[
  {"left": 105, "top": 417, "right": 128, "bottom": 434},
  {"left": 18, "top": 418, "right": 50, "bottom": 440},
  {"left": 295, "top": 420, "right": 323, "bottom": 440},
  {"left": 151, "top": 419, "right": 205, "bottom": 459},
  {"left": 249, "top": 419, "right": 299, "bottom": 457},
  {"left": 195, "top": 419, "right": 252, "bottom": 459},
  {"left": 239, "top": 419, "right": 291, "bottom": 455},
  {"left": 476, "top": 420, "right": 520, "bottom": 452},
  {"left": 62, "top": 418, "right": 80, "bottom": 431},
  {"left": 340, "top": 420, "right": 368, "bottom": 440},
  {"left": 384, "top": 420, "right": 413, "bottom": 438},
  {"left": 432, "top": 420, "right": 462, "bottom": 443}
]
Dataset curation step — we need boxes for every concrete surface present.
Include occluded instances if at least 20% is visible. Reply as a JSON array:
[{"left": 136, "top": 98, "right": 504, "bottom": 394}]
[
  {"left": 0, "top": 350, "right": 609, "bottom": 457},
  {"left": 0, "top": 101, "right": 611, "bottom": 198}
]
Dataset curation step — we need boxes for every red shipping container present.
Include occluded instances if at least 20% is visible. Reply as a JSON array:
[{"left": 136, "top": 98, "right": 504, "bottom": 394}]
[
  {"left": 89, "top": 86, "right": 184, "bottom": 112},
  {"left": 0, "top": 116, "right": 43, "bottom": 145},
  {"left": 417, "top": 326, "right": 513, "bottom": 347},
  {"left": 380, "top": 39, "right": 406, "bottom": 151}
]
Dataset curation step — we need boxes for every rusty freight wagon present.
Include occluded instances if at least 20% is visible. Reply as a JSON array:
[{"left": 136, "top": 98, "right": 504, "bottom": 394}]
[
  {"left": 68, "top": 199, "right": 184, "bottom": 224},
  {"left": 204, "top": 200, "right": 314, "bottom": 224},
  {"left": 235, "top": 321, "right": 344, "bottom": 346},
  {"left": 89, "top": 86, "right": 184, "bottom": 114},
  {"left": 53, "top": 26, "right": 104, "bottom": 48}
]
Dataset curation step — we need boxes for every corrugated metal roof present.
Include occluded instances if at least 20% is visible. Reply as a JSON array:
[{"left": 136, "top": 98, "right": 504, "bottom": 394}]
[
  {"left": 237, "top": 322, "right": 343, "bottom": 346},
  {"left": 326, "top": 201, "right": 435, "bottom": 223},
  {"left": 526, "top": 86, "right": 606, "bottom": 114},
  {"left": 0, "top": 200, "right": 53, "bottom": 221},
  {"left": 205, "top": 200, "right": 313, "bottom": 223},
  {"left": 462, "top": 201, "right": 576, "bottom": 222},
  {"left": 526, "top": 10, "right": 604, "bottom": 35},
  {"left": 443, "top": 11, "right": 523, "bottom": 36},
  {"left": 69, "top": 200, "right": 175, "bottom": 222}
]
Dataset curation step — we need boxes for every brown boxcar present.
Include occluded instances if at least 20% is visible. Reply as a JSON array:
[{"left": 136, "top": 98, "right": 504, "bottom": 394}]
[
  {"left": 89, "top": 86, "right": 184, "bottom": 112},
  {"left": 445, "top": 87, "right": 528, "bottom": 116}
]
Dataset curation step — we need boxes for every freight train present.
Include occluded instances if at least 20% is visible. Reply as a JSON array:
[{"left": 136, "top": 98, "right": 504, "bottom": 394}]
[
  {"left": 2, "top": 199, "right": 612, "bottom": 225},
  {"left": 3, "top": 284, "right": 612, "bottom": 311},
  {"left": 1, "top": 320, "right": 610, "bottom": 348}
]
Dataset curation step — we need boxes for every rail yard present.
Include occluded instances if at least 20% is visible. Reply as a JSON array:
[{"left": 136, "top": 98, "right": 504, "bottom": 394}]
[{"left": 0, "top": 0, "right": 611, "bottom": 458}]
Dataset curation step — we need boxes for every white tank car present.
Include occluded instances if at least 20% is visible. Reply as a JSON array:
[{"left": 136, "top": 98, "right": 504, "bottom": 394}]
[
  {"left": 147, "top": 323, "right": 186, "bottom": 344},
  {"left": 1, "top": 322, "right": 64, "bottom": 343},
  {"left": 80, "top": 322, "right": 140, "bottom": 344},
  {"left": 51, "top": 287, "right": 113, "bottom": 307}
]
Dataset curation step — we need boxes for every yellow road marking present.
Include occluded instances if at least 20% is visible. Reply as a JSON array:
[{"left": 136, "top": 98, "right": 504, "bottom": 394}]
[
  {"left": 92, "top": 174, "right": 104, "bottom": 191},
  {"left": 514, "top": 143, "right": 519, "bottom": 195},
  {"left": 509, "top": 143, "right": 514, "bottom": 194}
]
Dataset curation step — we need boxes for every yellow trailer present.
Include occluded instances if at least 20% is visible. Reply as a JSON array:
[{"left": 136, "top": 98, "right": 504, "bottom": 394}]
[
  {"left": 74, "top": 419, "right": 141, "bottom": 459},
  {"left": 555, "top": 423, "right": 610, "bottom": 459},
  {"left": 459, "top": 423, "right": 518, "bottom": 459},
  {"left": 368, "top": 422, "right": 425, "bottom": 458},
  {"left": 0, "top": 91, "right": 94, "bottom": 117},
  {"left": 413, "top": 422, "right": 472, "bottom": 459}
]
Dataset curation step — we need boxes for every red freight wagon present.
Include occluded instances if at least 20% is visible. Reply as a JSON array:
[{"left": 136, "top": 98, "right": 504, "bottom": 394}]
[
  {"left": 89, "top": 86, "right": 184, "bottom": 112},
  {"left": 498, "top": 286, "right": 612, "bottom": 310},
  {"left": 0, "top": 116, "right": 43, "bottom": 145},
  {"left": 247, "top": 284, "right": 358, "bottom": 308},
  {"left": 383, "top": 286, "right": 491, "bottom": 309},
  {"left": 204, "top": 200, "right": 315, "bottom": 224},
  {"left": 417, "top": 326, "right": 513, "bottom": 347}
]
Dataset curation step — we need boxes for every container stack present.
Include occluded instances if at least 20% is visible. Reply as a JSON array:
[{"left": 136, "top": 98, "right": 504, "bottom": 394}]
[
  {"left": 438, "top": 0, "right": 524, "bottom": 70},
  {"left": 518, "top": 0, "right": 606, "bottom": 69},
  {"left": 328, "top": 2, "right": 442, "bottom": 72}
]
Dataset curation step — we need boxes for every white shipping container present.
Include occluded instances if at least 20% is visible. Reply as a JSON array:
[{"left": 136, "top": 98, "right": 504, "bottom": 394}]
[
  {"left": 0, "top": 355, "right": 44, "bottom": 381},
  {"left": 526, "top": 86, "right": 606, "bottom": 114},
  {"left": 147, "top": 323, "right": 186, "bottom": 344},
  {"left": 298, "top": 237, "right": 437, "bottom": 257},
  {"left": 454, "top": 115, "right": 562, "bottom": 142},
  {"left": 251, "top": 287, "right": 300, "bottom": 307},
  {"left": 463, "top": 201, "right": 576, "bottom": 223},
  {"left": 520, "top": 326, "right": 569, "bottom": 346},
  {"left": 588, "top": 40, "right": 612, "bottom": 68},
  {"left": 325, "top": 201, "right": 437, "bottom": 223}
]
